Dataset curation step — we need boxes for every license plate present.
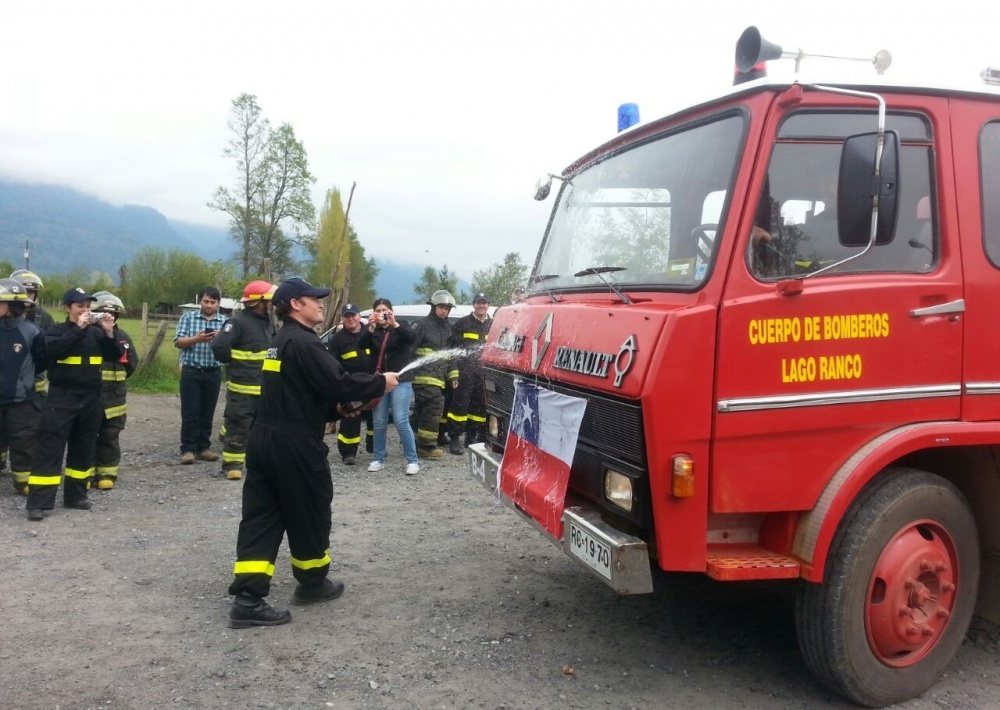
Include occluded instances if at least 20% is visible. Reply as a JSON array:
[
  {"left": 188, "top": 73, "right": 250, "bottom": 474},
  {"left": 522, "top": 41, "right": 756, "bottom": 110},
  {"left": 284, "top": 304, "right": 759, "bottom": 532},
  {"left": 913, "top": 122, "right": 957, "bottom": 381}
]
[
  {"left": 467, "top": 443, "right": 499, "bottom": 491},
  {"left": 567, "top": 520, "right": 612, "bottom": 581}
]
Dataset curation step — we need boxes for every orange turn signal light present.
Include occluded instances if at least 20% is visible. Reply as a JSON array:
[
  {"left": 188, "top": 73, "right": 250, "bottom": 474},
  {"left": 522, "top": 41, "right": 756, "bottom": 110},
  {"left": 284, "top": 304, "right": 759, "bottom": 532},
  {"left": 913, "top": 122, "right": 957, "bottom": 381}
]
[{"left": 671, "top": 455, "right": 695, "bottom": 498}]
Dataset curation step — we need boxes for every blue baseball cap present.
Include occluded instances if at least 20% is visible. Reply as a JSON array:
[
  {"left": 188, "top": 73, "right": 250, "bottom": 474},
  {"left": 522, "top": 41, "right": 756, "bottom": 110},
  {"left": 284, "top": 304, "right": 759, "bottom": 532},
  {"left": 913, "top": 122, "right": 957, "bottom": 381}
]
[{"left": 272, "top": 278, "right": 331, "bottom": 306}]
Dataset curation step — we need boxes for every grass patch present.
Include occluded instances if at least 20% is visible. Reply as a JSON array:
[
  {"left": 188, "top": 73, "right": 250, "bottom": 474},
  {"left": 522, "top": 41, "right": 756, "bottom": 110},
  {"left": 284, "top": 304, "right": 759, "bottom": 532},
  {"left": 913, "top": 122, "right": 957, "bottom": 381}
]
[{"left": 118, "top": 317, "right": 181, "bottom": 394}]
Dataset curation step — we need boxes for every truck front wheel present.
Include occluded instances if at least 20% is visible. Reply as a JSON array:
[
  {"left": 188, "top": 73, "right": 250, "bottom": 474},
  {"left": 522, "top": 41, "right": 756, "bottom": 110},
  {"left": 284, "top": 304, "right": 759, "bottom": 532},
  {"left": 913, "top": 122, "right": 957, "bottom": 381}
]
[{"left": 795, "top": 468, "right": 979, "bottom": 707}]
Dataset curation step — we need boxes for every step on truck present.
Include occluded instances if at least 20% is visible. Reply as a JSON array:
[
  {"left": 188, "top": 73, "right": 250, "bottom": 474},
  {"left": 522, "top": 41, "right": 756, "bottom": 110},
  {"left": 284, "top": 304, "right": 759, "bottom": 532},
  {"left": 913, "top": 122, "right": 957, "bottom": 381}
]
[{"left": 468, "top": 26, "right": 1000, "bottom": 707}]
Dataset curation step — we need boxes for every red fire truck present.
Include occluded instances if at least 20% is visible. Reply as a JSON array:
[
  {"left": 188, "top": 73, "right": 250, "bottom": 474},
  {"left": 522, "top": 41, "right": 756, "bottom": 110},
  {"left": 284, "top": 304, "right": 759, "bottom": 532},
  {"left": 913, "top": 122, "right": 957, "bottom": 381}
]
[{"left": 468, "top": 27, "right": 1000, "bottom": 707}]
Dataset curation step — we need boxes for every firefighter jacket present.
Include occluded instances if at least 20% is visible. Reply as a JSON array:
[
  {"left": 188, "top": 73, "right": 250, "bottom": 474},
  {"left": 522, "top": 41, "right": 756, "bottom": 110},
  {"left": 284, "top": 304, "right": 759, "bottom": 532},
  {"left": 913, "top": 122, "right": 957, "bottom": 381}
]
[
  {"left": 99, "top": 324, "right": 139, "bottom": 419},
  {"left": 45, "top": 320, "right": 126, "bottom": 393},
  {"left": 358, "top": 321, "right": 416, "bottom": 373},
  {"left": 0, "top": 316, "right": 45, "bottom": 405},
  {"left": 328, "top": 326, "right": 373, "bottom": 375},
  {"left": 447, "top": 312, "right": 493, "bottom": 383},
  {"left": 211, "top": 308, "right": 276, "bottom": 397},
  {"left": 24, "top": 305, "right": 54, "bottom": 394},
  {"left": 256, "top": 319, "right": 386, "bottom": 439},
  {"left": 410, "top": 312, "right": 452, "bottom": 388}
]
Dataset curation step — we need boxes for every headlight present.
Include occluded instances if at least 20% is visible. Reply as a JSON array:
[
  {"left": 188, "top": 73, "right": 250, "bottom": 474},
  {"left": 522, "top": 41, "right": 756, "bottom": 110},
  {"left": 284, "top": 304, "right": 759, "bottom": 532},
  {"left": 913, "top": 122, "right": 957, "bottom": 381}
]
[{"left": 604, "top": 469, "right": 633, "bottom": 512}]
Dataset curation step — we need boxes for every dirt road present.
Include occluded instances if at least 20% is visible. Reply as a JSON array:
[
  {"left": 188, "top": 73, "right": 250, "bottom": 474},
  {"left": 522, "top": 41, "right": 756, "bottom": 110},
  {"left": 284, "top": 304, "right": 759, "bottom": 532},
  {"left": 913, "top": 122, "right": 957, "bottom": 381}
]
[{"left": 2, "top": 393, "right": 999, "bottom": 709}]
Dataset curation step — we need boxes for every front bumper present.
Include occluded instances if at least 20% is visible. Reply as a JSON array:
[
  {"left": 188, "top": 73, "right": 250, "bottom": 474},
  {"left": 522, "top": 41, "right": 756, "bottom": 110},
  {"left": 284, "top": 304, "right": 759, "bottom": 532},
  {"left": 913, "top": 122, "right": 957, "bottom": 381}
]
[{"left": 467, "top": 443, "right": 653, "bottom": 595}]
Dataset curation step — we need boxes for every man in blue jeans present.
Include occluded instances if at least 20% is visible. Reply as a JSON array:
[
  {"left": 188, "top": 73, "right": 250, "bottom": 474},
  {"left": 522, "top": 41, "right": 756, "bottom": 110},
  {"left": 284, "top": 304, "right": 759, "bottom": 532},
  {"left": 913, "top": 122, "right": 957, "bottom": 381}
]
[{"left": 174, "top": 286, "right": 226, "bottom": 465}]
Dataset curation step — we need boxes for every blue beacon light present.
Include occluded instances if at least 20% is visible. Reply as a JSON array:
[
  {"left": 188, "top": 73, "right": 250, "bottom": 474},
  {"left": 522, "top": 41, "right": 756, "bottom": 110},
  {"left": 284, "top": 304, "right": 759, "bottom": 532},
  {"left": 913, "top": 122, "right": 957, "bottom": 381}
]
[{"left": 617, "top": 103, "right": 640, "bottom": 132}]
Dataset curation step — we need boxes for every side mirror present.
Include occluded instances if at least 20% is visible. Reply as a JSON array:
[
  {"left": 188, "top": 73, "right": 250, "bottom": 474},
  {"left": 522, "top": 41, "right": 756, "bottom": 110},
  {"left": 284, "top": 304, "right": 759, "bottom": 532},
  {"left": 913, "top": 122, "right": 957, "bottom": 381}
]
[
  {"left": 837, "top": 130, "right": 900, "bottom": 247},
  {"left": 534, "top": 174, "right": 553, "bottom": 201}
]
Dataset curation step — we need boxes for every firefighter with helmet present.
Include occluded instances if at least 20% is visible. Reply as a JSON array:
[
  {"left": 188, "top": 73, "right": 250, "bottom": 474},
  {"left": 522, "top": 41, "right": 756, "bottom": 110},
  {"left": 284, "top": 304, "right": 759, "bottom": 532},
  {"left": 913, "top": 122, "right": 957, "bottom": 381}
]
[
  {"left": 1, "top": 270, "right": 54, "bottom": 476},
  {"left": 0, "top": 278, "right": 46, "bottom": 495},
  {"left": 211, "top": 280, "right": 277, "bottom": 480},
  {"left": 92, "top": 291, "right": 139, "bottom": 490},
  {"left": 446, "top": 293, "right": 493, "bottom": 453},
  {"left": 409, "top": 289, "right": 455, "bottom": 458}
]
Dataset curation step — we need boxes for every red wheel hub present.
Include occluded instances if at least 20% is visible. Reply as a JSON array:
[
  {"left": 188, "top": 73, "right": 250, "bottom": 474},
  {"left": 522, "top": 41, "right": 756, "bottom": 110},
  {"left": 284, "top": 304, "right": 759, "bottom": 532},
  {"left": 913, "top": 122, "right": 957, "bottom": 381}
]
[{"left": 865, "top": 520, "right": 959, "bottom": 667}]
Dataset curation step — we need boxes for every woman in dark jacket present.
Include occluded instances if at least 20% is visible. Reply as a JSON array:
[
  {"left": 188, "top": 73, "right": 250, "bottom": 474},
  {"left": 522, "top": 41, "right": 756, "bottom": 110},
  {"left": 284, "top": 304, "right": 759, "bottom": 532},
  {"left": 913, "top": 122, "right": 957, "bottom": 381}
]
[{"left": 358, "top": 298, "right": 420, "bottom": 474}]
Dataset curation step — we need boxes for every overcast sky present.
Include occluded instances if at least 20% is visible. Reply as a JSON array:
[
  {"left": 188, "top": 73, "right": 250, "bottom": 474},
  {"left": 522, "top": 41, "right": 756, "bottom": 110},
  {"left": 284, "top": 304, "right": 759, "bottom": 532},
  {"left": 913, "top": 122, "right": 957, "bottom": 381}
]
[{"left": 3, "top": 1, "right": 999, "bottom": 280}]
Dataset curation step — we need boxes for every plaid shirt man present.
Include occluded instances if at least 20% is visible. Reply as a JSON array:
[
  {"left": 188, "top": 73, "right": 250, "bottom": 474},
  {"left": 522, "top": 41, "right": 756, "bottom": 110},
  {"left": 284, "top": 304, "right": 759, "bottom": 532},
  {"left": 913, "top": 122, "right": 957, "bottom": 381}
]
[{"left": 175, "top": 309, "right": 227, "bottom": 368}]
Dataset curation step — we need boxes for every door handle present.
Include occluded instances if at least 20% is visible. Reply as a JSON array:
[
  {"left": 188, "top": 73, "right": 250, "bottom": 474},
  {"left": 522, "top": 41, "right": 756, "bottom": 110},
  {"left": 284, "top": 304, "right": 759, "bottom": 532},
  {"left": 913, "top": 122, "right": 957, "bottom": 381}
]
[{"left": 910, "top": 299, "right": 965, "bottom": 317}]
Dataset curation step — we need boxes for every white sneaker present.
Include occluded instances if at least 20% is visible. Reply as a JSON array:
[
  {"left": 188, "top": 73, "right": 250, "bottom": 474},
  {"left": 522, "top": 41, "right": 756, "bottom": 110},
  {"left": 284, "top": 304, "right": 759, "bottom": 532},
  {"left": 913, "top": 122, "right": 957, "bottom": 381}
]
[
  {"left": 367, "top": 460, "right": 384, "bottom": 472},
  {"left": 404, "top": 463, "right": 420, "bottom": 475}
]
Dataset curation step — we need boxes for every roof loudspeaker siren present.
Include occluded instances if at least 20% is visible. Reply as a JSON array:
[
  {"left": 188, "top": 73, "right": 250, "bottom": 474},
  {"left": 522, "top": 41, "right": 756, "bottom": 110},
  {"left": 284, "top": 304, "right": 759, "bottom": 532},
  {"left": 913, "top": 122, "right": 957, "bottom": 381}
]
[
  {"left": 618, "top": 103, "right": 640, "bottom": 132},
  {"left": 736, "top": 26, "right": 792, "bottom": 73}
]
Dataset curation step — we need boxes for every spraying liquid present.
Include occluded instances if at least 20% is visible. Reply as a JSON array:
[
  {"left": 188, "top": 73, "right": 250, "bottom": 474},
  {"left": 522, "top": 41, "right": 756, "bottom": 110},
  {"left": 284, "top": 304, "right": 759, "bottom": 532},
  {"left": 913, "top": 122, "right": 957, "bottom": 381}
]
[{"left": 396, "top": 344, "right": 487, "bottom": 378}]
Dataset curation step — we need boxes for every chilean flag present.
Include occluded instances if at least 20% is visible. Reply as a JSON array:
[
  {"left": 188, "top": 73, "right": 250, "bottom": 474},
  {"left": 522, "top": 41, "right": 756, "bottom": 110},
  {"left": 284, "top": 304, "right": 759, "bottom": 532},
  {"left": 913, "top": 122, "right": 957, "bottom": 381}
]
[{"left": 498, "top": 380, "right": 587, "bottom": 539}]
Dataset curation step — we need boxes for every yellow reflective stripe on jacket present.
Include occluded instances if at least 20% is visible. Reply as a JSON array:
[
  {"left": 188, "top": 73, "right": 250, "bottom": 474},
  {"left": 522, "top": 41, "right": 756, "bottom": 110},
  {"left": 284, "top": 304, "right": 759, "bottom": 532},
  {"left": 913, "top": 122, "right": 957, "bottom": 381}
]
[
  {"left": 104, "top": 404, "right": 127, "bottom": 419},
  {"left": 341, "top": 350, "right": 359, "bottom": 360},
  {"left": 447, "top": 369, "right": 459, "bottom": 380},
  {"left": 338, "top": 432, "right": 361, "bottom": 445},
  {"left": 232, "top": 349, "right": 267, "bottom": 361},
  {"left": 65, "top": 467, "right": 94, "bottom": 480},
  {"left": 57, "top": 356, "right": 103, "bottom": 365},
  {"left": 412, "top": 375, "right": 445, "bottom": 388},
  {"left": 102, "top": 370, "right": 127, "bottom": 381},
  {"left": 28, "top": 474, "right": 61, "bottom": 486},
  {"left": 96, "top": 466, "right": 119, "bottom": 476},
  {"left": 468, "top": 413, "right": 487, "bottom": 423},
  {"left": 233, "top": 560, "right": 276, "bottom": 576},
  {"left": 227, "top": 381, "right": 261, "bottom": 395},
  {"left": 290, "top": 550, "right": 332, "bottom": 570},
  {"left": 415, "top": 347, "right": 434, "bottom": 356},
  {"left": 262, "top": 359, "right": 281, "bottom": 372},
  {"left": 34, "top": 379, "right": 48, "bottom": 392},
  {"left": 447, "top": 412, "right": 468, "bottom": 423},
  {"left": 222, "top": 452, "right": 246, "bottom": 464},
  {"left": 462, "top": 332, "right": 481, "bottom": 340}
]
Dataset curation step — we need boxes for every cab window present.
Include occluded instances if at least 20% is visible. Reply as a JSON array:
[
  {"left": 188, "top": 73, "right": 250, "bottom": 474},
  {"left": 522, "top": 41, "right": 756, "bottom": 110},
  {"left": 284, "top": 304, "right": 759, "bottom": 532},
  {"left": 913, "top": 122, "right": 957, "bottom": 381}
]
[{"left": 749, "top": 111, "right": 937, "bottom": 280}]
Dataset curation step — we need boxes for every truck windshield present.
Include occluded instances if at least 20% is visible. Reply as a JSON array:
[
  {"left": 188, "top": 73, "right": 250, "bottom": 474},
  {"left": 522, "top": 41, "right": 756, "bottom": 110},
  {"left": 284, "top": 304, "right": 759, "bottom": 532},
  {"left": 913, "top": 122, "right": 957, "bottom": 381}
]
[{"left": 534, "top": 113, "right": 745, "bottom": 292}]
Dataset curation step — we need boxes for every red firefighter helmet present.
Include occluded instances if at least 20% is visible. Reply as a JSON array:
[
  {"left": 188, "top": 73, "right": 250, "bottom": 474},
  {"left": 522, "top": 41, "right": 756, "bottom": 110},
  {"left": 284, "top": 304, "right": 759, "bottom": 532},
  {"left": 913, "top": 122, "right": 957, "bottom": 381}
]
[{"left": 241, "top": 280, "right": 277, "bottom": 303}]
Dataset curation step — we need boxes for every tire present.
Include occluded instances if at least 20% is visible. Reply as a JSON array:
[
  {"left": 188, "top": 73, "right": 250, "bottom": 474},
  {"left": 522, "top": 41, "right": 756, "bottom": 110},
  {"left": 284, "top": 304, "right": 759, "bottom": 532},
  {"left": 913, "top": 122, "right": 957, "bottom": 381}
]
[{"left": 795, "top": 467, "right": 979, "bottom": 707}]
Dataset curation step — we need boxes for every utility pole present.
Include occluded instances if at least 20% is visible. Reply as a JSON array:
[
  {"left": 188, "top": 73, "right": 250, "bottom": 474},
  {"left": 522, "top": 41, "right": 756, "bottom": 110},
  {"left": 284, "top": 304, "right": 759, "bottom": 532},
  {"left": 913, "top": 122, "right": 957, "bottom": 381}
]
[{"left": 23, "top": 240, "right": 29, "bottom": 269}]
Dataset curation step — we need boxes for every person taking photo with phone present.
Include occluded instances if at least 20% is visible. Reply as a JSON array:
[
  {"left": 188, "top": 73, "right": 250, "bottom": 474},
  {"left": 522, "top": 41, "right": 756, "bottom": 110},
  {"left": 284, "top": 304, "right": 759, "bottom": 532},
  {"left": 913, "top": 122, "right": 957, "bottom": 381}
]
[{"left": 174, "top": 286, "right": 226, "bottom": 465}]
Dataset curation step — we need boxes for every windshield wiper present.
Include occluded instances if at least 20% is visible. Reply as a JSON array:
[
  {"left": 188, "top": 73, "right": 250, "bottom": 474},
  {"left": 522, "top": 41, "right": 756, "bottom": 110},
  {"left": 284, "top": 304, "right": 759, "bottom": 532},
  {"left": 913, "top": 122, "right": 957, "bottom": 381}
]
[
  {"left": 573, "top": 266, "right": 632, "bottom": 304},
  {"left": 528, "top": 273, "right": 559, "bottom": 303}
]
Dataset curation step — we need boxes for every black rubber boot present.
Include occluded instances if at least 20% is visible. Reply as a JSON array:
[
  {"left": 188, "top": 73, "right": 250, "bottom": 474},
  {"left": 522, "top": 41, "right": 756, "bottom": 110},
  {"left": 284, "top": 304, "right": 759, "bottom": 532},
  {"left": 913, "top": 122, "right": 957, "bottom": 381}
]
[
  {"left": 229, "top": 593, "right": 291, "bottom": 628},
  {"left": 449, "top": 438, "right": 464, "bottom": 455},
  {"left": 64, "top": 499, "right": 92, "bottom": 511},
  {"left": 26, "top": 508, "right": 44, "bottom": 521},
  {"left": 291, "top": 578, "right": 345, "bottom": 606}
]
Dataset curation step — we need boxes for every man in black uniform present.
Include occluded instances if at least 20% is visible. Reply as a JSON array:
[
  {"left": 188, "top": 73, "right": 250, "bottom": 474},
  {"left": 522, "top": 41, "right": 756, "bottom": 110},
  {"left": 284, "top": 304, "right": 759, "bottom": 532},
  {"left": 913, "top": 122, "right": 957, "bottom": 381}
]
[
  {"left": 0, "top": 278, "right": 46, "bottom": 495},
  {"left": 327, "top": 303, "right": 374, "bottom": 465},
  {"left": 211, "top": 280, "right": 277, "bottom": 480},
  {"left": 26, "top": 288, "right": 125, "bottom": 521},
  {"left": 93, "top": 291, "right": 139, "bottom": 490},
  {"left": 410, "top": 289, "right": 455, "bottom": 458},
  {"left": 227, "top": 278, "right": 399, "bottom": 628},
  {"left": 446, "top": 293, "right": 493, "bottom": 453},
  {"left": 1, "top": 270, "right": 54, "bottom": 476}
]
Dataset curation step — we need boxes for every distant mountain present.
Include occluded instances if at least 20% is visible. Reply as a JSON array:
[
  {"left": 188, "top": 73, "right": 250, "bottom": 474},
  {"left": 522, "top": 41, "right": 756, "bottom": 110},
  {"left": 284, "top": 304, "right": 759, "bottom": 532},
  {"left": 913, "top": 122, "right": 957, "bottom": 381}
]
[
  {"left": 0, "top": 181, "right": 204, "bottom": 275},
  {"left": 0, "top": 181, "right": 473, "bottom": 300}
]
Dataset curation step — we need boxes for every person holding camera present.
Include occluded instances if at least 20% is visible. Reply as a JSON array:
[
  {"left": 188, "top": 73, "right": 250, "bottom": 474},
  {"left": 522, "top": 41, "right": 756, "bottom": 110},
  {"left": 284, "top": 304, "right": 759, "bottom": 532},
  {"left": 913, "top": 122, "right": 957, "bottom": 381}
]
[
  {"left": 174, "top": 286, "right": 226, "bottom": 465},
  {"left": 359, "top": 298, "right": 420, "bottom": 474},
  {"left": 25, "top": 288, "right": 125, "bottom": 520}
]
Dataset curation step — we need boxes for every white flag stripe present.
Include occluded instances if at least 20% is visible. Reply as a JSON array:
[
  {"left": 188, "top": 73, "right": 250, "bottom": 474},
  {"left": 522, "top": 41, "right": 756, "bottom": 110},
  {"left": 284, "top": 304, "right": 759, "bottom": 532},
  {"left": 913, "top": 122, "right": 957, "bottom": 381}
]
[{"left": 536, "top": 388, "right": 588, "bottom": 468}]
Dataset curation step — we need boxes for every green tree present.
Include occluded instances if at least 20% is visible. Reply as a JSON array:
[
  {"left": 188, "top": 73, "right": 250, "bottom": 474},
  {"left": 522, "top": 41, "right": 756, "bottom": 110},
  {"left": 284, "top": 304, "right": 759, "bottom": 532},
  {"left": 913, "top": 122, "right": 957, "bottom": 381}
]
[
  {"left": 122, "top": 248, "right": 219, "bottom": 311},
  {"left": 0, "top": 258, "right": 15, "bottom": 276},
  {"left": 412, "top": 264, "right": 459, "bottom": 303},
  {"left": 209, "top": 94, "right": 316, "bottom": 279},
  {"left": 470, "top": 252, "right": 529, "bottom": 306}
]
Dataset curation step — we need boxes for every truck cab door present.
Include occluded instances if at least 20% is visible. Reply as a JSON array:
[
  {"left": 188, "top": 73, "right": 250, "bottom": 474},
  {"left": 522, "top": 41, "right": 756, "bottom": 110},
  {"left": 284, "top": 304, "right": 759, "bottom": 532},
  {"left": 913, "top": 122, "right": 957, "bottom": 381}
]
[{"left": 713, "top": 102, "right": 963, "bottom": 513}]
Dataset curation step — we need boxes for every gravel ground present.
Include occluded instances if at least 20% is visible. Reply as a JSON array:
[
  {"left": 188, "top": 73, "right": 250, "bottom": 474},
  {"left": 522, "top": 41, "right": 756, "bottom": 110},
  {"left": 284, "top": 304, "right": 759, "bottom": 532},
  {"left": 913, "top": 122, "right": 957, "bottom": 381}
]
[{"left": 2, "top": 392, "right": 1000, "bottom": 710}]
